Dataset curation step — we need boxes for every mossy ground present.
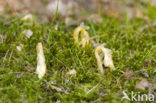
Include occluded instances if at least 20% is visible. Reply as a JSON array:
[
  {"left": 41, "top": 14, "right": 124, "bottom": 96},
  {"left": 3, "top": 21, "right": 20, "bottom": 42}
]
[{"left": 0, "top": 3, "right": 156, "bottom": 103}]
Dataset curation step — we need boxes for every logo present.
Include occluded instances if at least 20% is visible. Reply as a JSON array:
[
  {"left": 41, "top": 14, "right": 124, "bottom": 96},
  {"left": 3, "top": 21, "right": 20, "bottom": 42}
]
[{"left": 122, "top": 90, "right": 155, "bottom": 102}]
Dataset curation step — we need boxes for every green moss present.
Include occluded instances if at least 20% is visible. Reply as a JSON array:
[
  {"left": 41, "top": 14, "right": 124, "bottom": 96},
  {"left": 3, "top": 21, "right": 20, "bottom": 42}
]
[{"left": 0, "top": 8, "right": 155, "bottom": 102}]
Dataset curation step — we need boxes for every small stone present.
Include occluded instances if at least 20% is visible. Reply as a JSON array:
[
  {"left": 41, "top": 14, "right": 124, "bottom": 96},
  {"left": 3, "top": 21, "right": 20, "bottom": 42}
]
[
  {"left": 16, "top": 44, "right": 23, "bottom": 51},
  {"left": 22, "top": 29, "right": 33, "bottom": 38}
]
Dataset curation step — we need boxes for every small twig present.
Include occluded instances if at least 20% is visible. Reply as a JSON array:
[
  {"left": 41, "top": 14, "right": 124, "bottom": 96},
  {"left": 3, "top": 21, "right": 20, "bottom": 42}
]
[
  {"left": 51, "top": 85, "right": 62, "bottom": 92},
  {"left": 90, "top": 34, "right": 105, "bottom": 40},
  {"left": 87, "top": 84, "right": 99, "bottom": 94},
  {"left": 50, "top": 85, "right": 68, "bottom": 94}
]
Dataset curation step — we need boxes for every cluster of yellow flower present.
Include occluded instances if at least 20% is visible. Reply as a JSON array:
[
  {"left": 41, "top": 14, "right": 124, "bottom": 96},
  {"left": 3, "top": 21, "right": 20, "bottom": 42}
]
[
  {"left": 73, "top": 25, "right": 115, "bottom": 74},
  {"left": 35, "top": 24, "right": 115, "bottom": 79}
]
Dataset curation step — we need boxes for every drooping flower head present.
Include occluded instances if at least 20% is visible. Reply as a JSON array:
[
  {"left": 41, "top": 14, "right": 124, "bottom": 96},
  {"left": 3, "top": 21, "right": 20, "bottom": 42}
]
[
  {"left": 73, "top": 25, "right": 90, "bottom": 48},
  {"left": 95, "top": 44, "right": 115, "bottom": 73},
  {"left": 36, "top": 42, "right": 46, "bottom": 79}
]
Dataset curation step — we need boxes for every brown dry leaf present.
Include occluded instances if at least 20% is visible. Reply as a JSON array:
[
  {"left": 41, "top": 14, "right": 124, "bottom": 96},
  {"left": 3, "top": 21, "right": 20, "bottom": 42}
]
[
  {"left": 140, "top": 69, "right": 149, "bottom": 78},
  {"left": 123, "top": 68, "right": 135, "bottom": 78},
  {"left": 135, "top": 78, "right": 149, "bottom": 90}
]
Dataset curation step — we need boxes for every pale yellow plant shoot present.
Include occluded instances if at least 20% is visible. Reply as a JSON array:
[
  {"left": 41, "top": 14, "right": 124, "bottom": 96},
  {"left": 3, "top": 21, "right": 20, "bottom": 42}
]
[
  {"left": 36, "top": 42, "right": 46, "bottom": 79},
  {"left": 21, "top": 14, "right": 33, "bottom": 21},
  {"left": 95, "top": 44, "right": 115, "bottom": 73},
  {"left": 73, "top": 26, "right": 90, "bottom": 47}
]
